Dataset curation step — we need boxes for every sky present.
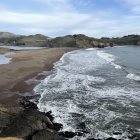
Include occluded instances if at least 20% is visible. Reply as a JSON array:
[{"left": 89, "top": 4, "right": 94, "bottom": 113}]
[{"left": 0, "top": 0, "right": 140, "bottom": 38}]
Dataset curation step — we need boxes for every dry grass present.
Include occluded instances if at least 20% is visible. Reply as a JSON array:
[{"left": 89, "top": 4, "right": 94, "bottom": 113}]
[{"left": 0, "top": 138, "right": 23, "bottom": 140}]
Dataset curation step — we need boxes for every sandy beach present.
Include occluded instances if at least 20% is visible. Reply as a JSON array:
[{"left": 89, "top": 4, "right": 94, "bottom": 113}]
[{"left": 0, "top": 47, "right": 75, "bottom": 106}]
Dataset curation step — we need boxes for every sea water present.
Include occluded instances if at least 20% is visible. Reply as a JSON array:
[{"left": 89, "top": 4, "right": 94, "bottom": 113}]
[
  {"left": 0, "top": 53, "right": 11, "bottom": 64},
  {"left": 34, "top": 46, "right": 140, "bottom": 140},
  {"left": 1, "top": 46, "right": 46, "bottom": 51}
]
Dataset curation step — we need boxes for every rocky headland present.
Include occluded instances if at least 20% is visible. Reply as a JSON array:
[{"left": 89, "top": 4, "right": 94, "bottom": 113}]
[
  {"left": 0, "top": 97, "right": 66, "bottom": 140},
  {"left": 0, "top": 96, "right": 122, "bottom": 140},
  {"left": 1, "top": 32, "right": 140, "bottom": 48}
]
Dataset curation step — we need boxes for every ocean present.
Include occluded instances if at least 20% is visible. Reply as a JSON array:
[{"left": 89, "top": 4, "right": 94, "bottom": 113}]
[
  {"left": 34, "top": 46, "right": 140, "bottom": 140},
  {"left": 0, "top": 53, "right": 12, "bottom": 64}
]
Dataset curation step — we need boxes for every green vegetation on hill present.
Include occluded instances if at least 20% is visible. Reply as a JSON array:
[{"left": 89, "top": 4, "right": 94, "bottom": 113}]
[
  {"left": 0, "top": 32, "right": 17, "bottom": 38},
  {"left": 45, "top": 34, "right": 111, "bottom": 48},
  {"left": 101, "top": 35, "right": 140, "bottom": 46},
  {"left": 0, "top": 33, "right": 49, "bottom": 47},
  {"left": 0, "top": 32, "right": 140, "bottom": 47}
]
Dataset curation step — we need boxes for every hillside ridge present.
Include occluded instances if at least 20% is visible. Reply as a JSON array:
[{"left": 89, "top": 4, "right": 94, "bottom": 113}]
[{"left": 0, "top": 32, "right": 140, "bottom": 47}]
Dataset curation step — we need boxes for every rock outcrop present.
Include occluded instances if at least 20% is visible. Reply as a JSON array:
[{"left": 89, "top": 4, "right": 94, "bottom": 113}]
[
  {"left": 0, "top": 101, "right": 65, "bottom": 140},
  {"left": 0, "top": 97, "right": 127, "bottom": 140}
]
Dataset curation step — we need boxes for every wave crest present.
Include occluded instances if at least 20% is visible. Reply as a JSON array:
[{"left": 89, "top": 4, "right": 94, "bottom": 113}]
[{"left": 126, "top": 73, "right": 140, "bottom": 81}]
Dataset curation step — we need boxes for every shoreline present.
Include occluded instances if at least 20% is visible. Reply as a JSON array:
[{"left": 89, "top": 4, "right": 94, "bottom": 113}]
[
  {"left": 0, "top": 47, "right": 76, "bottom": 106},
  {"left": 0, "top": 47, "right": 80, "bottom": 140},
  {"left": 0, "top": 46, "right": 136, "bottom": 140}
]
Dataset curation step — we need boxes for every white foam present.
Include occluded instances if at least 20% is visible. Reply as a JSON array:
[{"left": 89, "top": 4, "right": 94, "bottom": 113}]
[
  {"left": 36, "top": 49, "right": 107, "bottom": 134},
  {"left": 25, "top": 77, "right": 39, "bottom": 85},
  {"left": 0, "top": 54, "right": 11, "bottom": 64},
  {"left": 86, "top": 48, "right": 97, "bottom": 51},
  {"left": 54, "top": 49, "right": 108, "bottom": 75},
  {"left": 97, "top": 50, "right": 121, "bottom": 69},
  {"left": 126, "top": 73, "right": 140, "bottom": 81},
  {"left": 35, "top": 48, "right": 140, "bottom": 140}
]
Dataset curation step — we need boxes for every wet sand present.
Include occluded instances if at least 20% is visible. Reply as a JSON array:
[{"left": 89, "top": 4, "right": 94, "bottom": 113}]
[{"left": 0, "top": 47, "right": 76, "bottom": 106}]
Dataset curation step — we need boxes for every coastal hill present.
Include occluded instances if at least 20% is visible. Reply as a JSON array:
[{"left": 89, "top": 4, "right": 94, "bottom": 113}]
[
  {"left": 0, "top": 32, "right": 140, "bottom": 47},
  {"left": 0, "top": 32, "right": 17, "bottom": 38},
  {"left": 45, "top": 34, "right": 113, "bottom": 48},
  {"left": 101, "top": 35, "right": 140, "bottom": 46},
  {"left": 0, "top": 33, "right": 49, "bottom": 47}
]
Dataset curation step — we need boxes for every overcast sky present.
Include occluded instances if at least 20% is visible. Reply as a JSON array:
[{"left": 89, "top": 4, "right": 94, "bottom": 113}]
[{"left": 0, "top": 0, "right": 140, "bottom": 37}]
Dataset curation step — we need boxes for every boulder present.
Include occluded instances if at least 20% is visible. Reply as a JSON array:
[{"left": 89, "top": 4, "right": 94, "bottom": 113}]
[
  {"left": 0, "top": 106, "right": 53, "bottom": 139},
  {"left": 1, "top": 109, "right": 53, "bottom": 137},
  {"left": 0, "top": 106, "right": 24, "bottom": 129}
]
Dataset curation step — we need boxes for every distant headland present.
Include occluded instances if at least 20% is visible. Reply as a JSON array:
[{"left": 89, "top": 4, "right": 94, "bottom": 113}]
[{"left": 0, "top": 32, "right": 140, "bottom": 48}]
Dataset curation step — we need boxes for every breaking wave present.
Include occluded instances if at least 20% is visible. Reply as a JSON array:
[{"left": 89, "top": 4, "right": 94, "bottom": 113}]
[
  {"left": 97, "top": 50, "right": 122, "bottom": 69},
  {"left": 35, "top": 47, "right": 140, "bottom": 140},
  {"left": 126, "top": 73, "right": 140, "bottom": 81}
]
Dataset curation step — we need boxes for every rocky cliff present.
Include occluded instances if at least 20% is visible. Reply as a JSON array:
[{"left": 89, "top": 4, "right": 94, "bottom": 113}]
[
  {"left": 0, "top": 96, "right": 126, "bottom": 140},
  {"left": 0, "top": 97, "right": 66, "bottom": 140}
]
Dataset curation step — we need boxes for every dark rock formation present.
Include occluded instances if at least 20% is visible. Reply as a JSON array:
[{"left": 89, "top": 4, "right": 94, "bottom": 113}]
[
  {"left": 0, "top": 95, "right": 136, "bottom": 140},
  {"left": 58, "top": 131, "right": 77, "bottom": 138},
  {"left": 0, "top": 95, "right": 66, "bottom": 140},
  {"left": 0, "top": 106, "right": 54, "bottom": 138},
  {"left": 18, "top": 95, "right": 40, "bottom": 109}
]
